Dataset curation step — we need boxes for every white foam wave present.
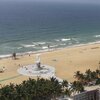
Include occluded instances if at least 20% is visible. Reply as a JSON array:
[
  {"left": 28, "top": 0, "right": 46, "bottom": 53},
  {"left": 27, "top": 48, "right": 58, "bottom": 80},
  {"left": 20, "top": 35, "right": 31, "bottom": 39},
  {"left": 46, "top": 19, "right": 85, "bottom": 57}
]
[
  {"left": 72, "top": 38, "right": 78, "bottom": 41},
  {"left": 50, "top": 45, "right": 58, "bottom": 48},
  {"left": 2, "top": 40, "right": 100, "bottom": 59},
  {"left": 32, "top": 42, "right": 38, "bottom": 45},
  {"left": 70, "top": 41, "right": 100, "bottom": 48},
  {"left": 72, "top": 38, "right": 80, "bottom": 44},
  {"left": 55, "top": 39, "right": 60, "bottom": 42},
  {"left": 33, "top": 42, "right": 46, "bottom": 45},
  {"left": 94, "top": 35, "right": 100, "bottom": 37},
  {"left": 61, "top": 38, "right": 71, "bottom": 41},
  {"left": 17, "top": 47, "right": 23, "bottom": 49},
  {"left": 60, "top": 43, "right": 66, "bottom": 46},
  {"left": 0, "top": 54, "right": 12, "bottom": 58},
  {"left": 88, "top": 41, "right": 100, "bottom": 44},
  {"left": 42, "top": 46, "right": 48, "bottom": 49},
  {"left": 21, "top": 44, "right": 35, "bottom": 48},
  {"left": 38, "top": 42, "right": 46, "bottom": 45}
]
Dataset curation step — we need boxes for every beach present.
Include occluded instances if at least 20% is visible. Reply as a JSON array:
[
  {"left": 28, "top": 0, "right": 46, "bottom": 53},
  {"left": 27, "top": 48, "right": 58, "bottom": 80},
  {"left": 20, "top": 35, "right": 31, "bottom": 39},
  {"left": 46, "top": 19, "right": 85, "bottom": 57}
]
[{"left": 0, "top": 43, "right": 100, "bottom": 86}]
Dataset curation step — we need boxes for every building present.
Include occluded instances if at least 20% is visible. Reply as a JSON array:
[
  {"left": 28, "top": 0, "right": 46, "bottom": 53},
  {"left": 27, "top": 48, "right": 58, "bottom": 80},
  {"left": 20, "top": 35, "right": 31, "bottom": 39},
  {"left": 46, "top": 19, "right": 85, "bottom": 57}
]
[{"left": 73, "top": 88, "right": 100, "bottom": 100}]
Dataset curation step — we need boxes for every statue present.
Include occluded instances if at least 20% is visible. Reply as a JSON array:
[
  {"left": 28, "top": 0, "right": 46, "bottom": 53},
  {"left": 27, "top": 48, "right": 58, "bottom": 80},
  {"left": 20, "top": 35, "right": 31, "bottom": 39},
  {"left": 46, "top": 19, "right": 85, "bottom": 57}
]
[
  {"left": 18, "top": 53, "right": 55, "bottom": 79},
  {"left": 35, "top": 54, "right": 41, "bottom": 68}
]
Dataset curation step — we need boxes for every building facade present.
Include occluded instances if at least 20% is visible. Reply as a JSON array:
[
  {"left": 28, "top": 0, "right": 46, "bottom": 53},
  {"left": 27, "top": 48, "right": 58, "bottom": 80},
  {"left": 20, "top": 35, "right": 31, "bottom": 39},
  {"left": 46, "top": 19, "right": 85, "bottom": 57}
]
[{"left": 73, "top": 89, "right": 100, "bottom": 100}]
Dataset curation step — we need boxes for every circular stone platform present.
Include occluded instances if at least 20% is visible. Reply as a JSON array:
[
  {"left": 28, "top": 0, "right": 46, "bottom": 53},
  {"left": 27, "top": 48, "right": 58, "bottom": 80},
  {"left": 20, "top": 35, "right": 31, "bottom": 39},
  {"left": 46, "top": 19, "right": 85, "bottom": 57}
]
[{"left": 17, "top": 64, "right": 55, "bottom": 78}]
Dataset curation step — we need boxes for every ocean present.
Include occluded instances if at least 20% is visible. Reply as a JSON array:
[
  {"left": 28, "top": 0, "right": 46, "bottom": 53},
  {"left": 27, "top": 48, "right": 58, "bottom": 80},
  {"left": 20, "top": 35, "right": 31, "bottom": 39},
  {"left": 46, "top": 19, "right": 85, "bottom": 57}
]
[{"left": 0, "top": 1, "right": 100, "bottom": 57}]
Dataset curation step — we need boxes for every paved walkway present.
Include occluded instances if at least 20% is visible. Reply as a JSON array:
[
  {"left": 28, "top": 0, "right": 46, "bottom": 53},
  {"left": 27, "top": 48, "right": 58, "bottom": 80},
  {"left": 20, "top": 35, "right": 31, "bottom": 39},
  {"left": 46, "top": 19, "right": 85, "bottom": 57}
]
[{"left": 0, "top": 74, "right": 22, "bottom": 83}]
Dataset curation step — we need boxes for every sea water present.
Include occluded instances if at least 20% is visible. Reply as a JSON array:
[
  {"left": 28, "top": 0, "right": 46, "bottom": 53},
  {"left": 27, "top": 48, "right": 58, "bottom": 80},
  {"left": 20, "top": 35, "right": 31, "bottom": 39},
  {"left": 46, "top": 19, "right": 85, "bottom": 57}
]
[{"left": 0, "top": 1, "right": 100, "bottom": 56}]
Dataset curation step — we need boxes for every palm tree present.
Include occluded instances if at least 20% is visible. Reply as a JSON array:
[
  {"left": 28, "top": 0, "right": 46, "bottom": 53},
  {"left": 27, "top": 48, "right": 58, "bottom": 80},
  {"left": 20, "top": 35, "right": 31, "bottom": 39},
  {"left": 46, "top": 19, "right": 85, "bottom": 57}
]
[
  {"left": 96, "top": 69, "right": 100, "bottom": 78},
  {"left": 91, "top": 71, "right": 97, "bottom": 79},
  {"left": 96, "top": 78, "right": 100, "bottom": 85},
  {"left": 74, "top": 71, "right": 81, "bottom": 80},
  {"left": 71, "top": 81, "right": 84, "bottom": 94},
  {"left": 85, "top": 69, "right": 92, "bottom": 82},
  {"left": 85, "top": 69, "right": 91, "bottom": 75},
  {"left": 62, "top": 80, "right": 68, "bottom": 88},
  {"left": 74, "top": 71, "right": 85, "bottom": 83},
  {"left": 64, "top": 88, "right": 72, "bottom": 96},
  {"left": 0, "top": 84, "right": 16, "bottom": 100}
]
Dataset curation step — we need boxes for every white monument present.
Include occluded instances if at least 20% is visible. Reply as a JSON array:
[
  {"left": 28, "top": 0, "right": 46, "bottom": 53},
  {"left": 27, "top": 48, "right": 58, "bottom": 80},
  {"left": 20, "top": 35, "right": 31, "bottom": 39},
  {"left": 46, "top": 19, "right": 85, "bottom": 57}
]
[
  {"left": 17, "top": 54, "right": 55, "bottom": 78},
  {"left": 35, "top": 54, "right": 41, "bottom": 69}
]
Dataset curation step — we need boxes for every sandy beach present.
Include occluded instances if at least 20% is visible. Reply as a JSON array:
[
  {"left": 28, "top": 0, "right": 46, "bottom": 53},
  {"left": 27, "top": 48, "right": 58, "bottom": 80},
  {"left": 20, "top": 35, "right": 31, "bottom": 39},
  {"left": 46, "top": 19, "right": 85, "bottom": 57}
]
[{"left": 0, "top": 43, "right": 100, "bottom": 86}]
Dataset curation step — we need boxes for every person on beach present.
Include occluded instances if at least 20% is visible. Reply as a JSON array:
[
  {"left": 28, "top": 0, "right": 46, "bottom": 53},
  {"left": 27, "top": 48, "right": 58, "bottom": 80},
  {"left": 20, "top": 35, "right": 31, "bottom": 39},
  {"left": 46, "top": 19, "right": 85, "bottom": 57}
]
[
  {"left": 12, "top": 52, "right": 16, "bottom": 60},
  {"left": 48, "top": 45, "right": 50, "bottom": 48}
]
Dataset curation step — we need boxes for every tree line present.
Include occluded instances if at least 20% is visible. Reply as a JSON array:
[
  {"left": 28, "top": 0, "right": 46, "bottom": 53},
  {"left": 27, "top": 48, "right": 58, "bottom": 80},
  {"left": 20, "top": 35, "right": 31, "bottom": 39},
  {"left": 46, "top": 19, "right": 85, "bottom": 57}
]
[
  {"left": 0, "top": 77, "right": 84, "bottom": 100},
  {"left": 0, "top": 69, "right": 99, "bottom": 100},
  {"left": 74, "top": 69, "right": 100, "bottom": 86}
]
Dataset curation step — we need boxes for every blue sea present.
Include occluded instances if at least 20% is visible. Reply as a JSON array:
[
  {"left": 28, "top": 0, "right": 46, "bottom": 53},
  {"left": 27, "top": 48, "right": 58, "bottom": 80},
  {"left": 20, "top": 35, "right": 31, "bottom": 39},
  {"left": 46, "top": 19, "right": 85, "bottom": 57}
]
[{"left": 0, "top": 1, "right": 100, "bottom": 57}]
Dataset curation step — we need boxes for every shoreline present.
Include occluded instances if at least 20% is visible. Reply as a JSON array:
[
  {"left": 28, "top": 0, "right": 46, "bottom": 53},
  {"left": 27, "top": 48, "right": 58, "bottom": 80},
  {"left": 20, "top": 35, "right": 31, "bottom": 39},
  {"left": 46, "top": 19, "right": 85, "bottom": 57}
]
[
  {"left": 1, "top": 41, "right": 100, "bottom": 59},
  {"left": 0, "top": 41, "right": 100, "bottom": 85}
]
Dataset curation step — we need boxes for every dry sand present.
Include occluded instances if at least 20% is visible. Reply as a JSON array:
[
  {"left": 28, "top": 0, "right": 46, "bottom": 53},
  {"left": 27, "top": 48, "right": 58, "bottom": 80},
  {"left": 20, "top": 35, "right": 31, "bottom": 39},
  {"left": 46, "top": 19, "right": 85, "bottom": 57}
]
[{"left": 0, "top": 43, "right": 100, "bottom": 86}]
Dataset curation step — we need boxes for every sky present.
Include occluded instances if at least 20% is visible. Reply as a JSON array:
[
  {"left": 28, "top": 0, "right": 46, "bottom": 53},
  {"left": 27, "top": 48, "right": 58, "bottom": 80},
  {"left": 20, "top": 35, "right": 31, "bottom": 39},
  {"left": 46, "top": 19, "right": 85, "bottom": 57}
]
[{"left": 0, "top": 0, "right": 100, "bottom": 5}]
